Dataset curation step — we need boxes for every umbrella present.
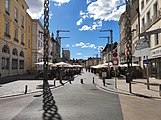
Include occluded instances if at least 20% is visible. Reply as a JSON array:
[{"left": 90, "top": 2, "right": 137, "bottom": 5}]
[
  {"left": 52, "top": 62, "right": 72, "bottom": 67},
  {"left": 72, "top": 65, "right": 83, "bottom": 68},
  {"left": 102, "top": 62, "right": 113, "bottom": 66},
  {"left": 118, "top": 63, "right": 140, "bottom": 67},
  {"left": 91, "top": 64, "right": 106, "bottom": 68},
  {"left": 35, "top": 62, "right": 53, "bottom": 65}
]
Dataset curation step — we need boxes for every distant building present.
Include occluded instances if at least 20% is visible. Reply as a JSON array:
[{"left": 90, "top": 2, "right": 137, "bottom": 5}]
[
  {"left": 51, "top": 33, "right": 60, "bottom": 63},
  {"left": 85, "top": 57, "right": 100, "bottom": 68},
  {"left": 32, "top": 19, "right": 44, "bottom": 71},
  {"left": 62, "top": 49, "right": 70, "bottom": 62},
  {"left": 101, "top": 42, "right": 118, "bottom": 64}
]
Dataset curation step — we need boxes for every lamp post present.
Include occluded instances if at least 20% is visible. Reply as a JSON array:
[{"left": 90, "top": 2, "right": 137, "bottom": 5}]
[
  {"left": 99, "top": 36, "right": 111, "bottom": 78},
  {"left": 56, "top": 30, "right": 69, "bottom": 61},
  {"left": 100, "top": 29, "right": 113, "bottom": 78}
]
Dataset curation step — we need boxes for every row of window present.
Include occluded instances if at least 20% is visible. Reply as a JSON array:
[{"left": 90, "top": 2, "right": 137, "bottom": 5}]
[
  {"left": 2, "top": 57, "right": 24, "bottom": 69},
  {"left": 4, "top": 20, "right": 31, "bottom": 48},
  {"left": 141, "top": 1, "right": 158, "bottom": 26},
  {"left": 141, "top": 0, "right": 150, "bottom": 10},
  {"left": 5, "top": 21, "right": 25, "bottom": 44},
  {"left": 5, "top": 0, "right": 25, "bottom": 27},
  {"left": 2, "top": 45, "right": 24, "bottom": 57}
]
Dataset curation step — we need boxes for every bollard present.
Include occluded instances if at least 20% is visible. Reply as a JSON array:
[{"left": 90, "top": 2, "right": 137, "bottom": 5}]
[
  {"left": 24, "top": 85, "right": 28, "bottom": 94},
  {"left": 103, "top": 78, "right": 105, "bottom": 86},
  {"left": 69, "top": 80, "right": 72, "bottom": 84},
  {"left": 93, "top": 77, "right": 95, "bottom": 84},
  {"left": 53, "top": 80, "right": 56, "bottom": 86},
  {"left": 159, "top": 84, "right": 161, "bottom": 96},
  {"left": 80, "top": 79, "right": 84, "bottom": 84}
]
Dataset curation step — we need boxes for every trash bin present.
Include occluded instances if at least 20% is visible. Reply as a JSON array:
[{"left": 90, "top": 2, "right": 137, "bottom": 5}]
[{"left": 126, "top": 72, "right": 131, "bottom": 83}]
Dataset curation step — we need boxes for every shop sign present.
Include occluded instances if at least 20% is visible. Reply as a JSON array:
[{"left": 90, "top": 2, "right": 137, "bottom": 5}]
[
  {"left": 135, "top": 38, "right": 149, "bottom": 50},
  {"left": 150, "top": 47, "right": 161, "bottom": 57}
]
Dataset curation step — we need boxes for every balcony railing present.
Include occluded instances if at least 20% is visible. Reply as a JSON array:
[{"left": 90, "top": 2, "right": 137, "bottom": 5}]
[
  {"left": 152, "top": 10, "right": 161, "bottom": 24},
  {"left": 14, "top": 37, "right": 19, "bottom": 42}
]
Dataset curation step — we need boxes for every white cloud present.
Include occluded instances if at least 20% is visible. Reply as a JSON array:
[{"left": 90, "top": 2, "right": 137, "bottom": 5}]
[
  {"left": 87, "top": 0, "right": 126, "bottom": 21},
  {"left": 86, "top": 0, "right": 92, "bottom": 4},
  {"left": 66, "top": 44, "right": 70, "bottom": 47},
  {"left": 76, "top": 18, "right": 83, "bottom": 26},
  {"left": 26, "top": 0, "right": 44, "bottom": 19},
  {"left": 51, "top": 0, "right": 70, "bottom": 6},
  {"left": 75, "top": 42, "right": 85, "bottom": 47},
  {"left": 76, "top": 53, "right": 82, "bottom": 55},
  {"left": 76, "top": 0, "right": 125, "bottom": 30},
  {"left": 89, "top": 44, "right": 97, "bottom": 49},
  {"left": 79, "top": 25, "right": 91, "bottom": 31},
  {"left": 73, "top": 42, "right": 98, "bottom": 49},
  {"left": 79, "top": 20, "right": 102, "bottom": 31}
]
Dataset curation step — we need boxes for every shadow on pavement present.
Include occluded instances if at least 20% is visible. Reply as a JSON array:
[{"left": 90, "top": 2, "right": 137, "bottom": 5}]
[{"left": 43, "top": 81, "right": 62, "bottom": 120}]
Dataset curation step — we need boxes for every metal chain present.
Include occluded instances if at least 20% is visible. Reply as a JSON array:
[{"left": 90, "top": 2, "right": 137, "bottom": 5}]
[
  {"left": 125, "top": 0, "right": 132, "bottom": 93},
  {"left": 43, "top": 0, "right": 49, "bottom": 83},
  {"left": 125, "top": 0, "right": 132, "bottom": 69}
]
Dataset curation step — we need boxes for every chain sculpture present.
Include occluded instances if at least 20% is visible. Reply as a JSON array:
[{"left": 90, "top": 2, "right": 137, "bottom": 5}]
[
  {"left": 125, "top": 0, "right": 132, "bottom": 93},
  {"left": 43, "top": 0, "right": 49, "bottom": 83},
  {"left": 43, "top": 1, "right": 62, "bottom": 119}
]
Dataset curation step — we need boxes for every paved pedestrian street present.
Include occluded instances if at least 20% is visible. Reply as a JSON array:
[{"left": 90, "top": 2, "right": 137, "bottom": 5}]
[{"left": 0, "top": 70, "right": 161, "bottom": 120}]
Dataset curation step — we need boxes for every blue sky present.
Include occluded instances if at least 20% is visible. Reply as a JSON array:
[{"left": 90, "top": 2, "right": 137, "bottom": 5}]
[{"left": 26, "top": 0, "right": 126, "bottom": 59}]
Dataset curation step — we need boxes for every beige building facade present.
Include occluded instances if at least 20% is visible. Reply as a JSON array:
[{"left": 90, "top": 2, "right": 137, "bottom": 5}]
[
  {"left": 32, "top": 19, "right": 44, "bottom": 71},
  {"left": 0, "top": 0, "right": 29, "bottom": 77},
  {"left": 139, "top": 0, "right": 161, "bottom": 78}
]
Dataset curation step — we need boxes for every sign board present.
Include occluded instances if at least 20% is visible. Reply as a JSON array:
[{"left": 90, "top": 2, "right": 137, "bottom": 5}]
[
  {"left": 112, "top": 59, "right": 118, "bottom": 65},
  {"left": 102, "top": 72, "right": 107, "bottom": 78},
  {"left": 112, "top": 52, "right": 118, "bottom": 58},
  {"left": 150, "top": 47, "right": 161, "bottom": 57},
  {"left": 135, "top": 37, "right": 149, "bottom": 50}
]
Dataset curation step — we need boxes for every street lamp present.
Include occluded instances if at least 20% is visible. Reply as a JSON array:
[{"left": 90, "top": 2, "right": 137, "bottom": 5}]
[
  {"left": 99, "top": 36, "right": 111, "bottom": 78},
  {"left": 56, "top": 30, "right": 70, "bottom": 61}
]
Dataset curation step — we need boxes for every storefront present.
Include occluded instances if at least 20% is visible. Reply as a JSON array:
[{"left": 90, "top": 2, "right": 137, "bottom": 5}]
[{"left": 149, "top": 47, "right": 161, "bottom": 79}]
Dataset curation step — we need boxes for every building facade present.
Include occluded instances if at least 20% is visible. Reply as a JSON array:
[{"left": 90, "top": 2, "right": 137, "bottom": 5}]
[
  {"left": 32, "top": 19, "right": 44, "bottom": 71},
  {"left": 118, "top": 12, "right": 126, "bottom": 63},
  {"left": 0, "top": 0, "right": 29, "bottom": 77},
  {"left": 62, "top": 49, "right": 70, "bottom": 62},
  {"left": 139, "top": 0, "right": 161, "bottom": 78},
  {"left": 51, "top": 33, "right": 61, "bottom": 63}
]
